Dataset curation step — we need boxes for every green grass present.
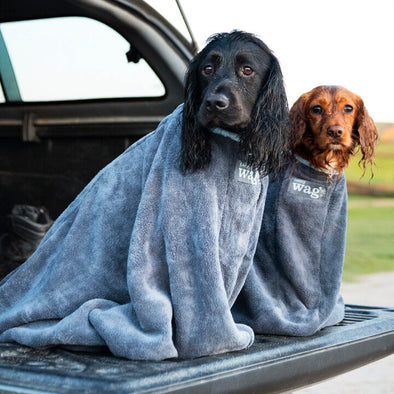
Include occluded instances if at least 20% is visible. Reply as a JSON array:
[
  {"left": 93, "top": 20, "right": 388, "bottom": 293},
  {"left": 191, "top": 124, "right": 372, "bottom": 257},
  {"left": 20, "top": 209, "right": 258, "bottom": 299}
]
[
  {"left": 348, "top": 194, "right": 377, "bottom": 202},
  {"left": 374, "top": 140, "right": 394, "bottom": 155},
  {"left": 342, "top": 139, "right": 394, "bottom": 280},
  {"left": 345, "top": 142, "right": 394, "bottom": 186},
  {"left": 343, "top": 202, "right": 394, "bottom": 281}
]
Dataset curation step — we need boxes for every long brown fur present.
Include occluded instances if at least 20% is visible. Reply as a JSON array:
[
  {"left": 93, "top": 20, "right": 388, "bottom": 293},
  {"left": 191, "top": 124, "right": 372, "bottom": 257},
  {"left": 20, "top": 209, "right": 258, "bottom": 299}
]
[{"left": 290, "top": 85, "right": 378, "bottom": 176}]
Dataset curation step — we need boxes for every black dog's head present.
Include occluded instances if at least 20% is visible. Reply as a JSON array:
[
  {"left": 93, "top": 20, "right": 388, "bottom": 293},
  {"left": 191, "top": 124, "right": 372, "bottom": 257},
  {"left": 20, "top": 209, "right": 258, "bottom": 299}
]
[{"left": 181, "top": 30, "right": 290, "bottom": 175}]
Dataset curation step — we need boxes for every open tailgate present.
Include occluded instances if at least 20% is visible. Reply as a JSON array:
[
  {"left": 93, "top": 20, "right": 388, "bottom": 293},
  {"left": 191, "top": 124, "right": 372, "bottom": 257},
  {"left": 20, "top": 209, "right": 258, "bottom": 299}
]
[{"left": 0, "top": 305, "right": 393, "bottom": 393}]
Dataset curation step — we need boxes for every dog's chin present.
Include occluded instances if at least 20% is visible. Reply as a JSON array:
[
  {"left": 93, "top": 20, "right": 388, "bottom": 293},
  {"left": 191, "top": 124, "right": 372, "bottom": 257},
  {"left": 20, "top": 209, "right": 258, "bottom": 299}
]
[
  {"left": 327, "top": 141, "right": 354, "bottom": 153},
  {"left": 328, "top": 143, "right": 345, "bottom": 151},
  {"left": 197, "top": 111, "right": 250, "bottom": 132}
]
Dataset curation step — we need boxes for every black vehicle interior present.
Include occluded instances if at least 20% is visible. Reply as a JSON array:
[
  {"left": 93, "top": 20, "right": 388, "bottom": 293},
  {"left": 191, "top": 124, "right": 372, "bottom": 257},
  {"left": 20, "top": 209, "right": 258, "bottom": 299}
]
[{"left": 0, "top": 0, "right": 192, "bottom": 275}]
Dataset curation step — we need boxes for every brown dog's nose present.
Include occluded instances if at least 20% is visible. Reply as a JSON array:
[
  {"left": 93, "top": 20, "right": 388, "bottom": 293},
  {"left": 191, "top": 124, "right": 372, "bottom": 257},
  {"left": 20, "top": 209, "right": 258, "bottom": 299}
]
[
  {"left": 327, "top": 125, "right": 344, "bottom": 138},
  {"left": 205, "top": 93, "right": 230, "bottom": 111}
]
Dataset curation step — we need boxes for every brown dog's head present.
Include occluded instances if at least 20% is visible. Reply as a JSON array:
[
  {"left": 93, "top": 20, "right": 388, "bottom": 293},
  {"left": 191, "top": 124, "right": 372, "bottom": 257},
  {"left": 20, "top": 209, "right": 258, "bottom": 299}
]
[{"left": 289, "top": 85, "right": 378, "bottom": 175}]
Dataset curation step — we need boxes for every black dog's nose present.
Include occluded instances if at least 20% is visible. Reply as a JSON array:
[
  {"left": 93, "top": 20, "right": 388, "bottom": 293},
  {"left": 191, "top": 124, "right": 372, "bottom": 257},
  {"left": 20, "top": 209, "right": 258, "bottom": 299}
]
[
  {"left": 205, "top": 93, "right": 229, "bottom": 111},
  {"left": 327, "top": 125, "right": 344, "bottom": 138}
]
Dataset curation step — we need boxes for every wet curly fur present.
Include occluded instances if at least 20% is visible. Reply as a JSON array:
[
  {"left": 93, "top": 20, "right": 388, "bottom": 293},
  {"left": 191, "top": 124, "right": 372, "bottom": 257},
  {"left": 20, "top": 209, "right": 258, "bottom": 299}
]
[
  {"left": 290, "top": 85, "right": 378, "bottom": 176},
  {"left": 180, "top": 31, "right": 290, "bottom": 176}
]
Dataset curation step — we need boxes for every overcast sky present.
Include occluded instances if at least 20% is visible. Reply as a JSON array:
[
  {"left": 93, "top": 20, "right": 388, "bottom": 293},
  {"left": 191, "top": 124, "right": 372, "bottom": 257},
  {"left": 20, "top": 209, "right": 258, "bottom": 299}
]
[{"left": 148, "top": 0, "right": 394, "bottom": 123}]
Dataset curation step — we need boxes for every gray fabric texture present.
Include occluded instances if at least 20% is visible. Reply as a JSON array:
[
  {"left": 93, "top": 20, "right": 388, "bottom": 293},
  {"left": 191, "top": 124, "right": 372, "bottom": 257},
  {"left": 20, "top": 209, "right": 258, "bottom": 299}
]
[
  {"left": 232, "top": 160, "right": 347, "bottom": 336},
  {"left": 0, "top": 105, "right": 268, "bottom": 360}
]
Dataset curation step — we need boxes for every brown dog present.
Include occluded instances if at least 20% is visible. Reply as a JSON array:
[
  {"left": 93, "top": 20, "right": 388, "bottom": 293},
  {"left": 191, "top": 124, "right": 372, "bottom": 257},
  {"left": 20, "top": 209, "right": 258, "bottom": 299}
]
[{"left": 289, "top": 85, "right": 378, "bottom": 175}]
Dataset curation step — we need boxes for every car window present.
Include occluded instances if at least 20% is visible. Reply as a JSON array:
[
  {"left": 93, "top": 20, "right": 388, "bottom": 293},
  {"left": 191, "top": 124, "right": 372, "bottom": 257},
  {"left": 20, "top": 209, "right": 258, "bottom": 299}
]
[{"left": 0, "top": 17, "right": 165, "bottom": 102}]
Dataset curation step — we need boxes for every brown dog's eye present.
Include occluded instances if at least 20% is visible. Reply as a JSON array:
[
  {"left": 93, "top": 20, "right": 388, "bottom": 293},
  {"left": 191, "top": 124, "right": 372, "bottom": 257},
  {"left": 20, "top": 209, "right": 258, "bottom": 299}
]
[
  {"left": 311, "top": 105, "right": 323, "bottom": 114},
  {"left": 242, "top": 66, "right": 253, "bottom": 76},
  {"left": 202, "top": 65, "right": 214, "bottom": 75},
  {"left": 344, "top": 105, "right": 353, "bottom": 113}
]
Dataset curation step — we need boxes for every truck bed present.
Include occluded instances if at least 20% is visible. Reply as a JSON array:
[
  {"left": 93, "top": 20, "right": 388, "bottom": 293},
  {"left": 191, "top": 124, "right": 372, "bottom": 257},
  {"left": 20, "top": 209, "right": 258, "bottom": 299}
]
[{"left": 0, "top": 305, "right": 393, "bottom": 394}]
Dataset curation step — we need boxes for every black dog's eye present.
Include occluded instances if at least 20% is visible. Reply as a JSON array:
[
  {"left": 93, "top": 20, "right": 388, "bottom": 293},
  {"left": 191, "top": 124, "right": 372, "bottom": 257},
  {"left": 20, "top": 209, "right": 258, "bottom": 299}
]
[
  {"left": 242, "top": 66, "right": 253, "bottom": 76},
  {"left": 202, "top": 65, "right": 214, "bottom": 75},
  {"left": 311, "top": 105, "right": 323, "bottom": 115},
  {"left": 344, "top": 105, "right": 353, "bottom": 113}
]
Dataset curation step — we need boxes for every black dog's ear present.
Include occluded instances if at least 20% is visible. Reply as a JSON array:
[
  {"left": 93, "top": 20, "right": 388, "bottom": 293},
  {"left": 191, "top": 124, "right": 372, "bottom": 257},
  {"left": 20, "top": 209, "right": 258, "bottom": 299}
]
[
  {"left": 239, "top": 57, "right": 290, "bottom": 176},
  {"left": 180, "top": 55, "right": 211, "bottom": 174}
]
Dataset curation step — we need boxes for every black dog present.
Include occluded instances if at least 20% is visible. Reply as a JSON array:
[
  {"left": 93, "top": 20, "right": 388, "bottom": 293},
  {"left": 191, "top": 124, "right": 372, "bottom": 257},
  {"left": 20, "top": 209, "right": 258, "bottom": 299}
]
[{"left": 181, "top": 30, "right": 290, "bottom": 175}]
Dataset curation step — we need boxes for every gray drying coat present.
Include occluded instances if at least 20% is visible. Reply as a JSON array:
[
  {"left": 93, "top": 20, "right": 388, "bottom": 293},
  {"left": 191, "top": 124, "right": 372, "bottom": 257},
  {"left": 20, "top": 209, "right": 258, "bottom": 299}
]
[
  {"left": 0, "top": 105, "right": 268, "bottom": 360},
  {"left": 233, "top": 160, "right": 347, "bottom": 336}
]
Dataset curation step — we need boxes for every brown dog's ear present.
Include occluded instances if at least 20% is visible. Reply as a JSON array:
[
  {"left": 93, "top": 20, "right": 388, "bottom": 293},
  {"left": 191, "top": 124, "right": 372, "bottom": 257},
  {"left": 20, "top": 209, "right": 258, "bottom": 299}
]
[
  {"left": 354, "top": 99, "right": 378, "bottom": 176},
  {"left": 289, "top": 93, "right": 309, "bottom": 150}
]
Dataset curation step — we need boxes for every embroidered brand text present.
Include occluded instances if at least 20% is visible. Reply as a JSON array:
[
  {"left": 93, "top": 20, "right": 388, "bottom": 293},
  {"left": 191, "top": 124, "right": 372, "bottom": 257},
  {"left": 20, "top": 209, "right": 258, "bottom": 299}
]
[
  {"left": 288, "top": 178, "right": 326, "bottom": 200},
  {"left": 234, "top": 160, "right": 260, "bottom": 185}
]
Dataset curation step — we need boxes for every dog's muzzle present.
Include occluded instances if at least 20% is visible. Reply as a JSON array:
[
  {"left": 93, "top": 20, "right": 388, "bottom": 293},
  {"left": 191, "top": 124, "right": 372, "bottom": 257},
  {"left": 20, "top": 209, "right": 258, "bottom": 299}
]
[{"left": 205, "top": 92, "right": 230, "bottom": 112}]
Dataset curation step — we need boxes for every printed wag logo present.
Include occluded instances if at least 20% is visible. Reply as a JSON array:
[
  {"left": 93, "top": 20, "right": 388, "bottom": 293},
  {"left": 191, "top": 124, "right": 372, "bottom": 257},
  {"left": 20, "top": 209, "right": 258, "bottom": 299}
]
[
  {"left": 288, "top": 178, "right": 326, "bottom": 200},
  {"left": 234, "top": 161, "right": 260, "bottom": 185}
]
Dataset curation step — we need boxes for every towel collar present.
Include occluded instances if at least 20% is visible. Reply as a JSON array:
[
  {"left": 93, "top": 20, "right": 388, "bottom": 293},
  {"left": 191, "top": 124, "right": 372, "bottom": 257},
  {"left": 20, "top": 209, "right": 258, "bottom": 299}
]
[
  {"left": 295, "top": 155, "right": 338, "bottom": 176},
  {"left": 210, "top": 127, "right": 240, "bottom": 142}
]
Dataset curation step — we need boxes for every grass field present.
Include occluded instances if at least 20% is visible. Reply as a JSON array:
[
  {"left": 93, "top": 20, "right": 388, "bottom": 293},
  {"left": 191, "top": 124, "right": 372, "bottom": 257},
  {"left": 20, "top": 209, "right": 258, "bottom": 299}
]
[
  {"left": 343, "top": 204, "right": 394, "bottom": 281},
  {"left": 343, "top": 140, "right": 394, "bottom": 281},
  {"left": 345, "top": 141, "right": 394, "bottom": 186}
]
